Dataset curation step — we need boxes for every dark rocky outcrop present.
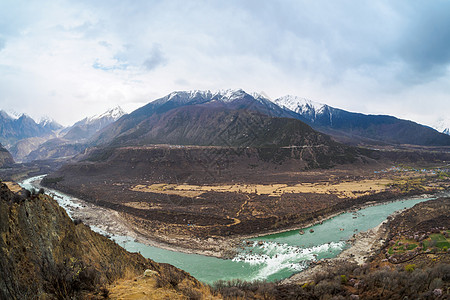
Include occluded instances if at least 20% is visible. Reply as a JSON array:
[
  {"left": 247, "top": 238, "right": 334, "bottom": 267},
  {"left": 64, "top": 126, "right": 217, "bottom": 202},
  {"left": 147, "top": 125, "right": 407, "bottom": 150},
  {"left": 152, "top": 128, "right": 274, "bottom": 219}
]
[{"left": 0, "top": 182, "right": 211, "bottom": 299}]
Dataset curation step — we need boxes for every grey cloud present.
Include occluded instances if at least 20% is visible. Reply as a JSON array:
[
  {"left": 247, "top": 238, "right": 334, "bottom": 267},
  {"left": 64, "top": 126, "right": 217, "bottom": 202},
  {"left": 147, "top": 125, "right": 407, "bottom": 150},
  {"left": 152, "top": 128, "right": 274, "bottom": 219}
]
[
  {"left": 396, "top": 1, "right": 450, "bottom": 78},
  {"left": 0, "top": 38, "right": 5, "bottom": 51},
  {"left": 2, "top": 0, "right": 450, "bottom": 126},
  {"left": 92, "top": 59, "right": 128, "bottom": 71},
  {"left": 98, "top": 40, "right": 112, "bottom": 48},
  {"left": 142, "top": 45, "right": 166, "bottom": 71}
]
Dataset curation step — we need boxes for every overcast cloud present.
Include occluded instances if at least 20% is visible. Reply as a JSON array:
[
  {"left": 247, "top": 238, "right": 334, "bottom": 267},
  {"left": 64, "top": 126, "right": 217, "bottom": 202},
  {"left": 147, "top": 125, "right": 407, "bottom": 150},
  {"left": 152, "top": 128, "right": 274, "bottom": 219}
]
[{"left": 0, "top": 0, "right": 449, "bottom": 126}]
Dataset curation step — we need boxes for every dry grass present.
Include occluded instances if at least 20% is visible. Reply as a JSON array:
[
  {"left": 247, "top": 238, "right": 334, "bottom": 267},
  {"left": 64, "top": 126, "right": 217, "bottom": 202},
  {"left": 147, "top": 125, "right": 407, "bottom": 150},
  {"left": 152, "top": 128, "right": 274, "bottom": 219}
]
[
  {"left": 108, "top": 275, "right": 221, "bottom": 300},
  {"left": 130, "top": 179, "right": 392, "bottom": 199},
  {"left": 123, "top": 202, "right": 164, "bottom": 210},
  {"left": 108, "top": 276, "right": 186, "bottom": 300},
  {"left": 3, "top": 181, "right": 22, "bottom": 193}
]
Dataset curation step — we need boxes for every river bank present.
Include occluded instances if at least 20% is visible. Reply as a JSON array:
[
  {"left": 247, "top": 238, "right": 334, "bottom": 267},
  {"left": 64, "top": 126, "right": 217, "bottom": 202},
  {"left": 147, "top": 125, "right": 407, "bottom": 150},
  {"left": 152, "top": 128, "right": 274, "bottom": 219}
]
[{"left": 240, "top": 189, "right": 443, "bottom": 240}]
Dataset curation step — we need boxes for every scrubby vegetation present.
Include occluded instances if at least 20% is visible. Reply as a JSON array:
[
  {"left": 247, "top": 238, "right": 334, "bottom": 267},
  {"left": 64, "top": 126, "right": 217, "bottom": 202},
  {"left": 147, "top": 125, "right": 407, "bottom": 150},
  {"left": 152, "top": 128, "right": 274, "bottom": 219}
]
[
  {"left": 212, "top": 263, "right": 450, "bottom": 299},
  {"left": 154, "top": 265, "right": 210, "bottom": 300},
  {"left": 41, "top": 176, "right": 64, "bottom": 185}
]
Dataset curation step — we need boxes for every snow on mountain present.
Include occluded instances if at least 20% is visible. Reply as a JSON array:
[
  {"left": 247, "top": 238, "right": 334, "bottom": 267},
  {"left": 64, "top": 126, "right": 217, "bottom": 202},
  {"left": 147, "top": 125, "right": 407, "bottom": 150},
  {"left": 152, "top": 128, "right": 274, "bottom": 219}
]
[
  {"left": 85, "top": 106, "right": 126, "bottom": 124},
  {"left": 273, "top": 95, "right": 330, "bottom": 124},
  {"left": 145, "top": 89, "right": 294, "bottom": 120},
  {"left": 155, "top": 89, "right": 261, "bottom": 106},
  {"left": 38, "top": 116, "right": 63, "bottom": 131},
  {"left": 214, "top": 89, "right": 248, "bottom": 102},
  {"left": 274, "top": 95, "right": 325, "bottom": 113},
  {"left": 3, "top": 110, "right": 22, "bottom": 120},
  {"left": 433, "top": 117, "right": 450, "bottom": 135},
  {"left": 62, "top": 106, "right": 126, "bottom": 141},
  {"left": 39, "top": 116, "right": 55, "bottom": 126}
]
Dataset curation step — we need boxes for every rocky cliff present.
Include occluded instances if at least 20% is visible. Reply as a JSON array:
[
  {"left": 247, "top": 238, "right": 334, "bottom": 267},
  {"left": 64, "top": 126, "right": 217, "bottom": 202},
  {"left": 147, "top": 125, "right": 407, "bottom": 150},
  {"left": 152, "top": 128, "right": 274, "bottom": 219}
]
[{"left": 0, "top": 182, "right": 216, "bottom": 299}]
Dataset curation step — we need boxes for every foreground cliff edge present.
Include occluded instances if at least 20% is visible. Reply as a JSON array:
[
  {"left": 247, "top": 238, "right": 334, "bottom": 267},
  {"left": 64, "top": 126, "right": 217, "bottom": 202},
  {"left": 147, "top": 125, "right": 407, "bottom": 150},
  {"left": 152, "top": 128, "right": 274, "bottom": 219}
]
[{"left": 0, "top": 182, "right": 217, "bottom": 299}]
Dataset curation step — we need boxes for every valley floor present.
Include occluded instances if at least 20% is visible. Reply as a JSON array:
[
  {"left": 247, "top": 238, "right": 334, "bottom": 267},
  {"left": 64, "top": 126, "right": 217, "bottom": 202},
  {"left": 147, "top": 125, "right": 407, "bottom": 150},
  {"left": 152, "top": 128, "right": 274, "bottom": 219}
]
[
  {"left": 51, "top": 173, "right": 449, "bottom": 257},
  {"left": 34, "top": 164, "right": 450, "bottom": 259}
]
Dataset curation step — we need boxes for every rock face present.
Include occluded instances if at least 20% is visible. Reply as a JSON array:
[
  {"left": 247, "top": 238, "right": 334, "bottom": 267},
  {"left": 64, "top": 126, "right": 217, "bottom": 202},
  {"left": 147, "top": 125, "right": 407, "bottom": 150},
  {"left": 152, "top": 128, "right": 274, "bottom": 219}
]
[
  {"left": 0, "top": 143, "right": 14, "bottom": 167},
  {"left": 0, "top": 182, "right": 211, "bottom": 299},
  {"left": 7, "top": 137, "right": 46, "bottom": 162}
]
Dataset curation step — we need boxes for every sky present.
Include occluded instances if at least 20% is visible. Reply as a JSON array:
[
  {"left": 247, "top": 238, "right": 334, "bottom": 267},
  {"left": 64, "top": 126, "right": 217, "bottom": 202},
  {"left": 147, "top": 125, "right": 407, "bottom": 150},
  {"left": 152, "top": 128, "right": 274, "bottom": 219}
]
[{"left": 0, "top": 0, "right": 449, "bottom": 127}]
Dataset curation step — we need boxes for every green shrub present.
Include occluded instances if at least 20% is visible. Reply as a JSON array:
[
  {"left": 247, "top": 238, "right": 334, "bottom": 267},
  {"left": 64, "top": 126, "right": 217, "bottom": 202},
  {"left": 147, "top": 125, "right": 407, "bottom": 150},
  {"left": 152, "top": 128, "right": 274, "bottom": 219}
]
[
  {"left": 340, "top": 275, "right": 347, "bottom": 283},
  {"left": 404, "top": 264, "right": 416, "bottom": 272}
]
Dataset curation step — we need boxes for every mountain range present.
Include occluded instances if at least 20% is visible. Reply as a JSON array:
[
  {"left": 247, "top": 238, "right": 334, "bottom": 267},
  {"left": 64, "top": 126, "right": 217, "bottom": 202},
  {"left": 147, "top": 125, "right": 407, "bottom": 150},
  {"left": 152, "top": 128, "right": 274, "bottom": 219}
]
[
  {"left": 91, "top": 89, "right": 450, "bottom": 149},
  {"left": 0, "top": 111, "right": 62, "bottom": 147},
  {"left": 1, "top": 107, "right": 125, "bottom": 162},
  {"left": 90, "top": 90, "right": 305, "bottom": 147},
  {"left": 1, "top": 90, "right": 449, "bottom": 164}
]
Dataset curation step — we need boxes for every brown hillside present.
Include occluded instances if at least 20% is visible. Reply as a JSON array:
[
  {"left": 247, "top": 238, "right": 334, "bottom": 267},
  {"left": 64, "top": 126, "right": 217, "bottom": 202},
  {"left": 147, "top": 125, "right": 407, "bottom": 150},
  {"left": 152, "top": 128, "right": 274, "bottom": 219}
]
[{"left": 0, "top": 182, "right": 217, "bottom": 299}]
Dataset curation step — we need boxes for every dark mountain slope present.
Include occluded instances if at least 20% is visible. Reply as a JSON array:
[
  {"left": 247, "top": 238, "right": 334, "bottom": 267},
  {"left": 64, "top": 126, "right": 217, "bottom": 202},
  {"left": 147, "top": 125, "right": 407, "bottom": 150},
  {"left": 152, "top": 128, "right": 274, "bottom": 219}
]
[
  {"left": 105, "top": 105, "right": 335, "bottom": 149},
  {"left": 0, "top": 143, "right": 14, "bottom": 167},
  {"left": 313, "top": 108, "right": 450, "bottom": 146},
  {"left": 90, "top": 90, "right": 297, "bottom": 147},
  {"left": 274, "top": 96, "right": 450, "bottom": 146}
]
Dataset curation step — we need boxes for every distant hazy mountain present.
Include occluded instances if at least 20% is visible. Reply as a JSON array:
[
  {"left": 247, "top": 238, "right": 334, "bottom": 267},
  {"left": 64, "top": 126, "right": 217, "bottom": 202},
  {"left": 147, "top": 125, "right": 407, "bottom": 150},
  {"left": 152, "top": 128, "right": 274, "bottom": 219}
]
[
  {"left": 17, "top": 106, "right": 126, "bottom": 162},
  {"left": 0, "top": 143, "right": 14, "bottom": 167},
  {"left": 39, "top": 116, "right": 64, "bottom": 132},
  {"left": 274, "top": 96, "right": 450, "bottom": 146},
  {"left": 63, "top": 106, "right": 125, "bottom": 141},
  {"left": 8, "top": 137, "right": 47, "bottom": 162},
  {"left": 0, "top": 111, "right": 62, "bottom": 147},
  {"left": 24, "top": 138, "right": 87, "bottom": 162},
  {"left": 433, "top": 117, "right": 450, "bottom": 136}
]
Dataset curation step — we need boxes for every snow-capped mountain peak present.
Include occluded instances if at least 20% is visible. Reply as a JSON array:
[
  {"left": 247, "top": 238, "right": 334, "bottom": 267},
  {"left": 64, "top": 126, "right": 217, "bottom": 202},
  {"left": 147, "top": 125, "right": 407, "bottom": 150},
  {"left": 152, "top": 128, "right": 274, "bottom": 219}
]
[
  {"left": 1, "top": 110, "right": 23, "bottom": 120},
  {"left": 39, "top": 116, "right": 55, "bottom": 126},
  {"left": 159, "top": 89, "right": 251, "bottom": 106},
  {"left": 274, "top": 95, "right": 326, "bottom": 113},
  {"left": 86, "top": 106, "right": 126, "bottom": 124},
  {"left": 215, "top": 89, "right": 247, "bottom": 102},
  {"left": 38, "top": 116, "right": 63, "bottom": 131},
  {"left": 432, "top": 117, "right": 450, "bottom": 135},
  {"left": 96, "top": 106, "right": 125, "bottom": 120}
]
